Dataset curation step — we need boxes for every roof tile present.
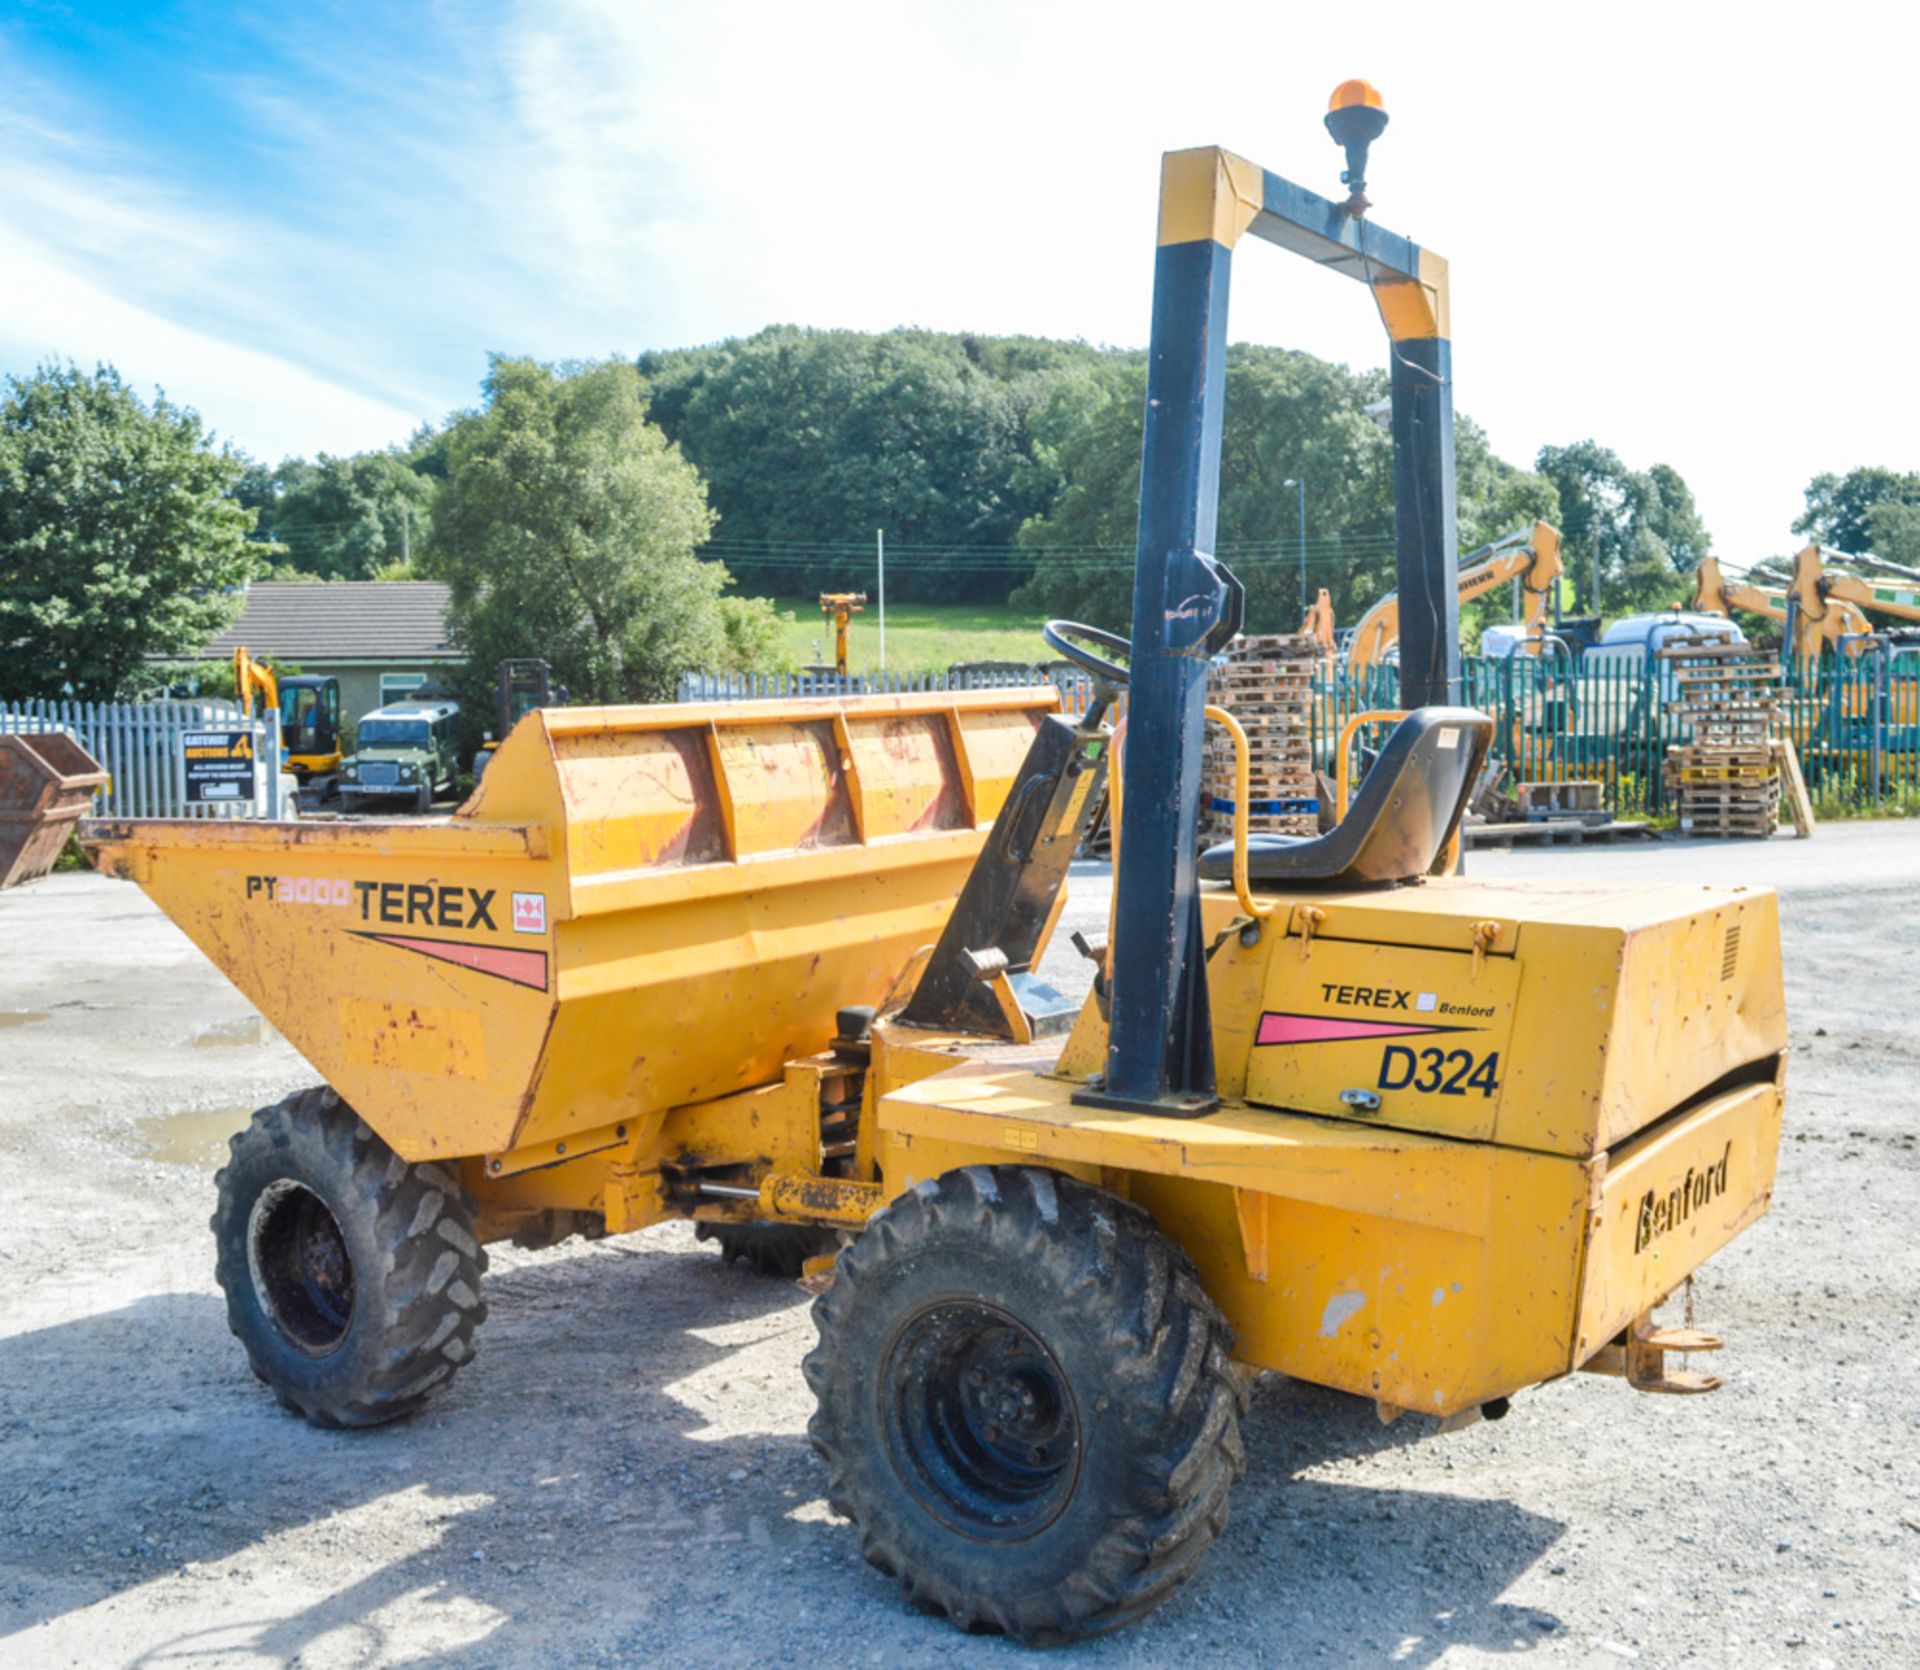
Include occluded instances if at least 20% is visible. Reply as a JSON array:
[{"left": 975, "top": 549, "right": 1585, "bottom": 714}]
[{"left": 200, "top": 582, "right": 458, "bottom": 662}]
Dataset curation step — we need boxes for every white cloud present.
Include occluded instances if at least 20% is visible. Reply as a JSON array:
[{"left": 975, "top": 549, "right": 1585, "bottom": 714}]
[
  {"left": 3, "top": 0, "right": 1916, "bottom": 563},
  {"left": 0, "top": 228, "right": 421, "bottom": 459},
  {"left": 483, "top": 0, "right": 1920, "bottom": 559}
]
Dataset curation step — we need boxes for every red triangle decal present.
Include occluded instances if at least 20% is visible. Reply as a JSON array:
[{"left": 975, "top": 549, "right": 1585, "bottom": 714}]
[{"left": 354, "top": 932, "right": 549, "bottom": 992}]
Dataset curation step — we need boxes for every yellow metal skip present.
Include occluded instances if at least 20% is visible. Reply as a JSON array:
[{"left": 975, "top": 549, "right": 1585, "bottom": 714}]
[{"left": 83, "top": 688, "right": 1056, "bottom": 1163}]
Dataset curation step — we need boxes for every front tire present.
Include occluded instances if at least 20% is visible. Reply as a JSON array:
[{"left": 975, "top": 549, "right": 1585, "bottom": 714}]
[
  {"left": 212, "top": 1086, "right": 488, "bottom": 1428},
  {"left": 804, "top": 1166, "right": 1246, "bottom": 1643}
]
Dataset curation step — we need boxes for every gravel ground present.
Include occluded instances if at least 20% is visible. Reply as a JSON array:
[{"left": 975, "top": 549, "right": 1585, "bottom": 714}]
[{"left": 1, "top": 824, "right": 1916, "bottom": 1668}]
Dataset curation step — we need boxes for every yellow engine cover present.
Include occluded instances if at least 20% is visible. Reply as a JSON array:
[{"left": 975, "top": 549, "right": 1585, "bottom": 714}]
[{"left": 1216, "top": 878, "right": 1785, "bottom": 1157}]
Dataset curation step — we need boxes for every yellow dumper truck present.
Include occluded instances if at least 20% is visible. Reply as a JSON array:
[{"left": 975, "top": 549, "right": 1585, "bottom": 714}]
[{"left": 82, "top": 98, "right": 1786, "bottom": 1643}]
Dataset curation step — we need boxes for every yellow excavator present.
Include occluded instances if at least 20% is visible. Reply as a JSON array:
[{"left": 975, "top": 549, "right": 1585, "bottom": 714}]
[
  {"left": 1783, "top": 547, "right": 1920, "bottom": 731},
  {"left": 1348, "top": 520, "right": 1563, "bottom": 670},
  {"left": 232, "top": 647, "right": 343, "bottom": 788},
  {"left": 1787, "top": 544, "right": 1920, "bottom": 644},
  {"left": 1692, "top": 556, "right": 1871, "bottom": 658}
]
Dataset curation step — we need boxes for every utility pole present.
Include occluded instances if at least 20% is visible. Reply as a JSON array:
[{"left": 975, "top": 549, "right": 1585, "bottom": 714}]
[
  {"left": 876, "top": 528, "right": 886, "bottom": 670},
  {"left": 1284, "top": 478, "right": 1306, "bottom": 613}
]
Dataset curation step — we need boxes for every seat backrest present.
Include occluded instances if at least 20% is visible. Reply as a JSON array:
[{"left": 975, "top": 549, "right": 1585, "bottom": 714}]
[{"left": 1206, "top": 706, "right": 1494, "bottom": 888}]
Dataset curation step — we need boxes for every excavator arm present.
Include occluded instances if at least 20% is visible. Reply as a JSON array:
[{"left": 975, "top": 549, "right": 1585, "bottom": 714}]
[
  {"left": 1695, "top": 556, "right": 1789, "bottom": 623},
  {"left": 1345, "top": 593, "right": 1400, "bottom": 670},
  {"left": 1348, "top": 521, "right": 1562, "bottom": 670},
  {"left": 1299, "top": 587, "right": 1337, "bottom": 664},
  {"left": 1787, "top": 546, "right": 1903, "bottom": 657},
  {"left": 232, "top": 646, "right": 278, "bottom": 718}
]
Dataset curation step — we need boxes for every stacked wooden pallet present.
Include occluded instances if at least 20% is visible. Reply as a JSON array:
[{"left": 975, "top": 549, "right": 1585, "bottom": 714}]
[
  {"left": 1660, "top": 636, "right": 1782, "bottom": 838},
  {"left": 1203, "top": 634, "right": 1319, "bottom": 841}
]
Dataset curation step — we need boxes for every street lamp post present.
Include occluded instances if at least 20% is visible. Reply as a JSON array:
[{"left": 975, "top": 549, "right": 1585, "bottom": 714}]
[{"left": 1283, "top": 478, "right": 1307, "bottom": 613}]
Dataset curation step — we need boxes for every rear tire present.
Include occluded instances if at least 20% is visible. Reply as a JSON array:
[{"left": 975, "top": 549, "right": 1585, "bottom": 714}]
[
  {"left": 696, "top": 1220, "right": 837, "bottom": 1278},
  {"left": 804, "top": 1166, "right": 1246, "bottom": 1643},
  {"left": 211, "top": 1086, "right": 487, "bottom": 1428}
]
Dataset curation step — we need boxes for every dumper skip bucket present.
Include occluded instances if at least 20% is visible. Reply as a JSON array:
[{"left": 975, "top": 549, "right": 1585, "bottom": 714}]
[
  {"left": 82, "top": 689, "right": 1055, "bottom": 1160},
  {"left": 0, "top": 731, "right": 110, "bottom": 889}
]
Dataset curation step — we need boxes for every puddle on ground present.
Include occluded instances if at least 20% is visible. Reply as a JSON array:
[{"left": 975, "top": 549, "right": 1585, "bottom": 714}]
[
  {"left": 135, "top": 1106, "right": 253, "bottom": 1170},
  {"left": 0, "top": 1012, "right": 51, "bottom": 1030},
  {"left": 192, "top": 1016, "right": 278, "bottom": 1048}
]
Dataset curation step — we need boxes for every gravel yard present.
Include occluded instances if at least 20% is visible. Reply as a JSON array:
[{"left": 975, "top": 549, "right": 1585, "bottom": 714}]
[{"left": 1, "top": 825, "right": 1916, "bottom": 1667}]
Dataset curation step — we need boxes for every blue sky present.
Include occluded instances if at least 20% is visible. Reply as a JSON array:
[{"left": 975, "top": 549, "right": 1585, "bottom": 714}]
[{"left": 3, "top": 1, "right": 1915, "bottom": 564}]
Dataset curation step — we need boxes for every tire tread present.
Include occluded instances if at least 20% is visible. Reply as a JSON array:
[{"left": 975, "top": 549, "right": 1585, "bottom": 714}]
[
  {"left": 803, "top": 1165, "right": 1246, "bottom": 1643},
  {"left": 211, "top": 1085, "right": 488, "bottom": 1429}
]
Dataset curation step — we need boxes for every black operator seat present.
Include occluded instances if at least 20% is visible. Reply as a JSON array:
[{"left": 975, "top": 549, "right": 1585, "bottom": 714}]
[{"left": 1197, "top": 707, "right": 1494, "bottom": 888}]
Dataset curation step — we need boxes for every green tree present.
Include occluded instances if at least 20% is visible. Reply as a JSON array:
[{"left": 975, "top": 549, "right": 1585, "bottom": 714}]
[
  {"left": 1866, "top": 500, "right": 1920, "bottom": 566},
  {"left": 1534, "top": 441, "right": 1709, "bottom": 616},
  {"left": 640, "top": 327, "right": 1089, "bottom": 602},
  {"left": 421, "top": 355, "right": 754, "bottom": 715},
  {"left": 239, "top": 449, "right": 433, "bottom": 579},
  {"left": 1013, "top": 345, "right": 1560, "bottom": 635},
  {"left": 0, "top": 364, "right": 258, "bottom": 700},
  {"left": 1793, "top": 467, "right": 1920, "bottom": 555},
  {"left": 1004, "top": 355, "right": 1147, "bottom": 629}
]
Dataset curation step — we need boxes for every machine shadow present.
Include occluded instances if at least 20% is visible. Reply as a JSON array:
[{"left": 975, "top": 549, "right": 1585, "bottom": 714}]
[
  {"left": 2, "top": 1243, "right": 1566, "bottom": 1666},
  {"left": 1172, "top": 1374, "right": 1569, "bottom": 1662}
]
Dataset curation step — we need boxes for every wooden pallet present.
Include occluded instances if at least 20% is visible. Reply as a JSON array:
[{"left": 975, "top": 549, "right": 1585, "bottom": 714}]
[
  {"left": 1202, "top": 633, "right": 1319, "bottom": 840},
  {"left": 1677, "top": 780, "right": 1780, "bottom": 801},
  {"left": 1677, "top": 764, "right": 1774, "bottom": 782},
  {"left": 1667, "top": 744, "right": 1775, "bottom": 765},
  {"left": 1677, "top": 817, "right": 1777, "bottom": 839},
  {"left": 1463, "top": 818, "right": 1658, "bottom": 848},
  {"left": 1656, "top": 637, "right": 1782, "bottom": 666}
]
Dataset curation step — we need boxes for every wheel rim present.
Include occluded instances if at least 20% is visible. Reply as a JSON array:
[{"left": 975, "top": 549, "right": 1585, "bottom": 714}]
[
  {"left": 246, "top": 1179, "right": 355, "bottom": 1355},
  {"left": 884, "top": 1300, "right": 1081, "bottom": 1540}
]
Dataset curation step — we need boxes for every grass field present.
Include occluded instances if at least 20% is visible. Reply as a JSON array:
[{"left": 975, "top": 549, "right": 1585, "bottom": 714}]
[{"left": 762, "top": 597, "right": 1051, "bottom": 673}]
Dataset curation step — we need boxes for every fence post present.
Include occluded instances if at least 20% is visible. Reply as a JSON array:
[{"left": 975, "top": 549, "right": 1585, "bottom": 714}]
[{"left": 1871, "top": 644, "right": 1885, "bottom": 807}]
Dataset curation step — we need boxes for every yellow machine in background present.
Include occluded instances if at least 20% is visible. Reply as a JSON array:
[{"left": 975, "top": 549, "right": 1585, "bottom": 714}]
[
  {"left": 232, "top": 646, "right": 344, "bottom": 786},
  {"left": 1300, "top": 585, "right": 1337, "bottom": 664},
  {"left": 1788, "top": 544, "right": 1920, "bottom": 645},
  {"left": 1347, "top": 520, "right": 1564, "bottom": 669},
  {"left": 1692, "top": 555, "right": 1870, "bottom": 657},
  {"left": 1785, "top": 546, "right": 1920, "bottom": 724},
  {"left": 816, "top": 591, "right": 867, "bottom": 676},
  {"left": 80, "top": 99, "right": 1787, "bottom": 1646}
]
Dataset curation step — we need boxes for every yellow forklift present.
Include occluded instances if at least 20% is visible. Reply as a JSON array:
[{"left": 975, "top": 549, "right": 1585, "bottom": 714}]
[{"left": 84, "top": 85, "right": 1785, "bottom": 1643}]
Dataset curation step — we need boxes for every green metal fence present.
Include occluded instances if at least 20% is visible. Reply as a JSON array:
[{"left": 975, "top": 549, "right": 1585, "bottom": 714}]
[
  {"left": 1776, "top": 646, "right": 1920, "bottom": 814},
  {"left": 1308, "top": 645, "right": 1920, "bottom": 819}
]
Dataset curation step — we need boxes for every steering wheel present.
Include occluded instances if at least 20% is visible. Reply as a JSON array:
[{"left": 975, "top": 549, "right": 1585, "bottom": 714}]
[{"left": 1043, "top": 620, "right": 1131, "bottom": 686}]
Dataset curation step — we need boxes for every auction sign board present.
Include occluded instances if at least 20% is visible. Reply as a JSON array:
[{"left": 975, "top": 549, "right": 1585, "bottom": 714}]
[{"left": 182, "top": 730, "right": 256, "bottom": 804}]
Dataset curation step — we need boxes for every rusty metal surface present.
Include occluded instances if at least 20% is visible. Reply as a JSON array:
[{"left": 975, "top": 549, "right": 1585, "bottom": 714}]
[
  {"left": 77, "top": 691, "right": 1055, "bottom": 1161},
  {"left": 0, "top": 733, "right": 108, "bottom": 889}
]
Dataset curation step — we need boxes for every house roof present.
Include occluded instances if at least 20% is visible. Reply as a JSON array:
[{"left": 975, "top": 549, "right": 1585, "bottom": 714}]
[{"left": 201, "top": 581, "right": 459, "bottom": 663}]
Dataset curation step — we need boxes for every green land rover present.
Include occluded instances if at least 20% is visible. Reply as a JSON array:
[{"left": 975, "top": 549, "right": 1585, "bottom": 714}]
[{"left": 339, "top": 701, "right": 461, "bottom": 814}]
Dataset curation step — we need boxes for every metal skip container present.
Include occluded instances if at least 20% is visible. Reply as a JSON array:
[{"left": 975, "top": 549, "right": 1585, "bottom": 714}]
[
  {"left": 80, "top": 689, "right": 1055, "bottom": 1161},
  {"left": 0, "top": 731, "right": 110, "bottom": 889}
]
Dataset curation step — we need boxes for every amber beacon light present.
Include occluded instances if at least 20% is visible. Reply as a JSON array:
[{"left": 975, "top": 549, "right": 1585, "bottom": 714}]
[{"left": 1325, "top": 79, "right": 1389, "bottom": 213}]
